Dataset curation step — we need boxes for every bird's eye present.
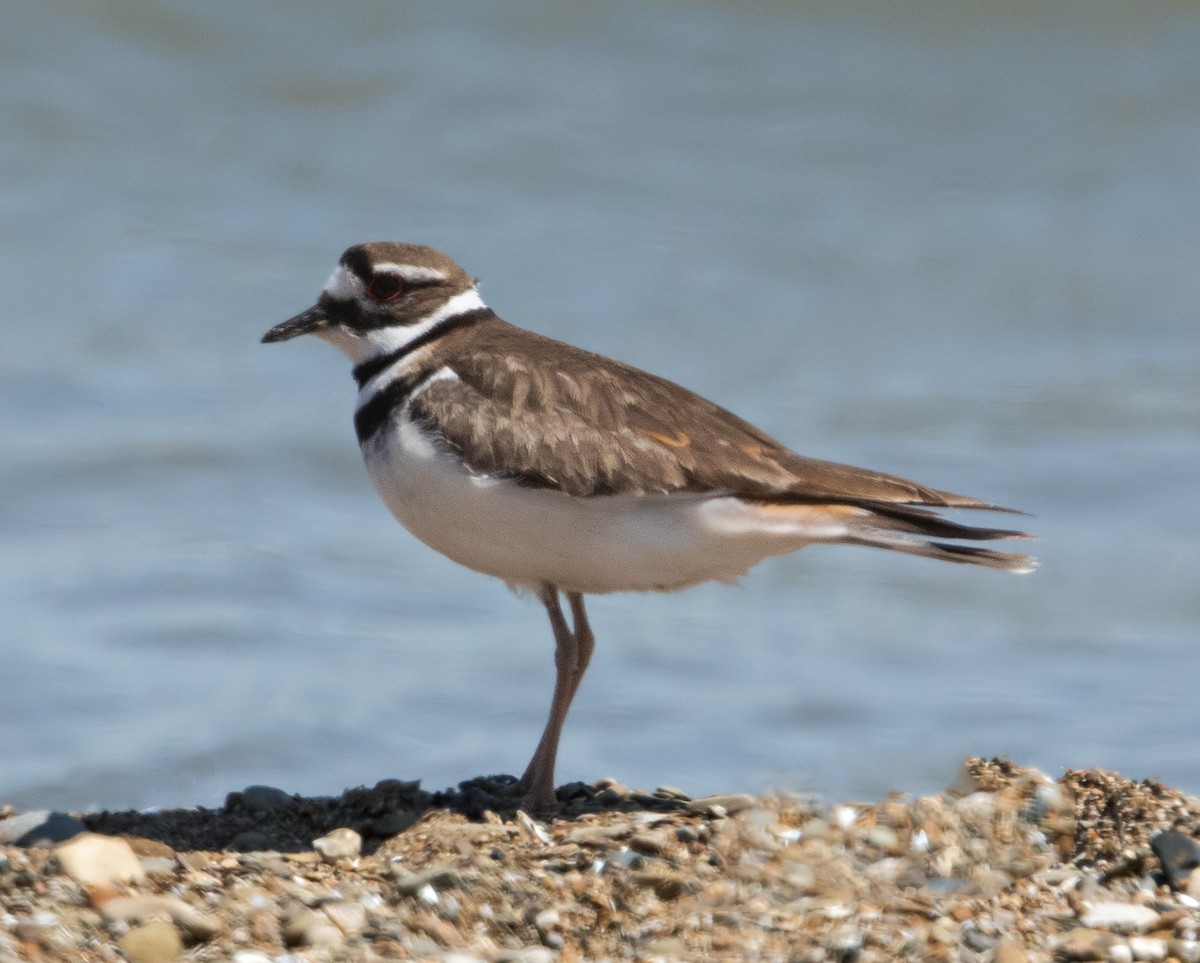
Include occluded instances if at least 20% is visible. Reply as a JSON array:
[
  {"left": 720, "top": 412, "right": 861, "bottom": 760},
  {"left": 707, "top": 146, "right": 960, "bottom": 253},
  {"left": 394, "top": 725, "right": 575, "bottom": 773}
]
[{"left": 367, "top": 273, "right": 405, "bottom": 302}]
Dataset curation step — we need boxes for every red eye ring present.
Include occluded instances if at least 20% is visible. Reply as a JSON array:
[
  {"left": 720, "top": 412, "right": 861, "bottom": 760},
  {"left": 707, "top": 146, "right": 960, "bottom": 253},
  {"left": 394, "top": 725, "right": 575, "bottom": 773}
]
[{"left": 367, "top": 272, "right": 405, "bottom": 302}]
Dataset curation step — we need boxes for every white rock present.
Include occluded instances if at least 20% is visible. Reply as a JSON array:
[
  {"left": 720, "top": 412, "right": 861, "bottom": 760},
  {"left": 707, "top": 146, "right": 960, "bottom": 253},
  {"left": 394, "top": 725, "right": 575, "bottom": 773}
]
[
  {"left": 312, "top": 827, "right": 362, "bottom": 862},
  {"left": 831, "top": 806, "right": 857, "bottom": 829},
  {"left": 516, "top": 810, "right": 552, "bottom": 845},
  {"left": 1107, "top": 944, "right": 1134, "bottom": 963},
  {"left": 1080, "top": 902, "right": 1160, "bottom": 933},
  {"left": 1127, "top": 937, "right": 1168, "bottom": 961},
  {"left": 322, "top": 900, "right": 367, "bottom": 936},
  {"left": 55, "top": 833, "right": 145, "bottom": 887}
]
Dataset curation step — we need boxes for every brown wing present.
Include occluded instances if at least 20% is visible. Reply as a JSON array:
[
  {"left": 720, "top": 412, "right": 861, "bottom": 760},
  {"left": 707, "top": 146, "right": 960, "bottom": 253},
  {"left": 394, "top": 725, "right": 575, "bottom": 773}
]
[{"left": 410, "top": 318, "right": 1023, "bottom": 518}]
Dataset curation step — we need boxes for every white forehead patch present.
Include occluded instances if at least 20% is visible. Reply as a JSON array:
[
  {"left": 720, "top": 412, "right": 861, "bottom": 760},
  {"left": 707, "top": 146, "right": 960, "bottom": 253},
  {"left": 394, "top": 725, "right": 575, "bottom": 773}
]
[
  {"left": 323, "top": 264, "right": 365, "bottom": 300},
  {"left": 322, "top": 262, "right": 448, "bottom": 301}
]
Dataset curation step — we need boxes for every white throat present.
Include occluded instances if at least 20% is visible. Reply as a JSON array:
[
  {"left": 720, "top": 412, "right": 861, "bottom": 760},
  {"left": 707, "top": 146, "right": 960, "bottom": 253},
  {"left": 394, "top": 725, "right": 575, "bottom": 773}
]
[{"left": 316, "top": 287, "right": 487, "bottom": 366}]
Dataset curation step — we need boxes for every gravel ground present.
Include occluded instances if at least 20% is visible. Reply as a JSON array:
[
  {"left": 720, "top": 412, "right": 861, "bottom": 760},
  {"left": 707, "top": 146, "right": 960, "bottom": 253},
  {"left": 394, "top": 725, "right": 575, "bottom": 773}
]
[{"left": 4, "top": 757, "right": 1200, "bottom": 962}]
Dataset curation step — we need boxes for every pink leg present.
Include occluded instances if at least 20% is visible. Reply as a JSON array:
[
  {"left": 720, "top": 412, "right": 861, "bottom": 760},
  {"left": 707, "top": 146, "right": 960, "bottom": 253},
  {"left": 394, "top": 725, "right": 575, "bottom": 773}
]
[{"left": 515, "top": 586, "right": 595, "bottom": 813}]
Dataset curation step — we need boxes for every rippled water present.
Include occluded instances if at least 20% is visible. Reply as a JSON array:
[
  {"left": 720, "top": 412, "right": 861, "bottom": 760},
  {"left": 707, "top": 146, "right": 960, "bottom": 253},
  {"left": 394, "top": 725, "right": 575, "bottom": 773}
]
[{"left": 2, "top": 0, "right": 1198, "bottom": 812}]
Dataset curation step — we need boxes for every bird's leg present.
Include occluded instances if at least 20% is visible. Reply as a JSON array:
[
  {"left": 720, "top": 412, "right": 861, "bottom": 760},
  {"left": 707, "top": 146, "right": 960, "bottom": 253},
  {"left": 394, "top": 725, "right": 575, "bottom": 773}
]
[
  {"left": 516, "top": 585, "right": 594, "bottom": 813},
  {"left": 565, "top": 591, "right": 595, "bottom": 703}
]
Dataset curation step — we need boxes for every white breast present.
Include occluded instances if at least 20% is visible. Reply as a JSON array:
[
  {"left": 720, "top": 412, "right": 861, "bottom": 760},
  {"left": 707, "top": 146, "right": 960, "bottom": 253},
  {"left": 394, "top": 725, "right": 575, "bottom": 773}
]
[{"left": 360, "top": 407, "right": 852, "bottom": 595}]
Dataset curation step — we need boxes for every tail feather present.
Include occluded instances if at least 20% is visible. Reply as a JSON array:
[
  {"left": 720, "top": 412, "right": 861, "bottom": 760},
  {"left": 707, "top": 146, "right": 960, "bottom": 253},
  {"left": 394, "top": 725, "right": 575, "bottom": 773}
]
[
  {"left": 845, "top": 533, "right": 1037, "bottom": 573},
  {"left": 842, "top": 499, "right": 1037, "bottom": 573},
  {"left": 858, "top": 501, "right": 1034, "bottom": 543}
]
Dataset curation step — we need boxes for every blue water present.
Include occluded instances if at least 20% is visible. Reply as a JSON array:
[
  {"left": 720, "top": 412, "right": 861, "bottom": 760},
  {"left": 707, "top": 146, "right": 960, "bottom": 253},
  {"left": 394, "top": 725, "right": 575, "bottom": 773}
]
[{"left": 2, "top": 0, "right": 1198, "bottom": 812}]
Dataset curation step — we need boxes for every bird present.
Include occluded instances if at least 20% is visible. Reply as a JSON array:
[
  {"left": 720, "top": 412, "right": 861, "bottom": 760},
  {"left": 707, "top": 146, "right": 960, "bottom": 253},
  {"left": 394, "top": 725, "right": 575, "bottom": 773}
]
[{"left": 262, "top": 241, "right": 1035, "bottom": 813}]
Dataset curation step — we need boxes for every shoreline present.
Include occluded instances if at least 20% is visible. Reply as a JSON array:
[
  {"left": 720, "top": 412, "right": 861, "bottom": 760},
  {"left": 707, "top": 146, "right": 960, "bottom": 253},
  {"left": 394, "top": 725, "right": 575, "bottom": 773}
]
[{"left": 3, "top": 757, "right": 1200, "bottom": 961}]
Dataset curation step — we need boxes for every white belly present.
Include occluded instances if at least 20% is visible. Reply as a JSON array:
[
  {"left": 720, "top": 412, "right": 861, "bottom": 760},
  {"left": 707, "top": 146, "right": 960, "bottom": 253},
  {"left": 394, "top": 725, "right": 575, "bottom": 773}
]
[{"left": 361, "top": 413, "right": 848, "bottom": 595}]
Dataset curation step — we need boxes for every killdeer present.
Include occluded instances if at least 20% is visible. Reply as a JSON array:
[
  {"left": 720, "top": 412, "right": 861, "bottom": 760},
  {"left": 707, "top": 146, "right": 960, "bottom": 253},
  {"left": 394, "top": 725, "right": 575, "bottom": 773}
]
[{"left": 263, "top": 242, "right": 1035, "bottom": 813}]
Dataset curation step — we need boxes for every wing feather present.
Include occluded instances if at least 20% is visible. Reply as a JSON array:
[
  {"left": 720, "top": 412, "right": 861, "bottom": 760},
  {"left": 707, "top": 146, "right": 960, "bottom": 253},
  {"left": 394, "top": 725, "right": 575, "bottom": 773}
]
[{"left": 411, "top": 319, "right": 1022, "bottom": 516}]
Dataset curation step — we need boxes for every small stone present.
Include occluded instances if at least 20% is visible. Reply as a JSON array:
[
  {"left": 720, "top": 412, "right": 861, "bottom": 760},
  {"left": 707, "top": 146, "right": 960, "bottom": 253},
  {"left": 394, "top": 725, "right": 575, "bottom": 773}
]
[
  {"left": 630, "top": 830, "right": 671, "bottom": 855},
  {"left": 117, "top": 920, "right": 183, "bottom": 963},
  {"left": 55, "top": 833, "right": 145, "bottom": 887},
  {"left": 313, "top": 827, "right": 362, "bottom": 861},
  {"left": 1125, "top": 937, "right": 1167, "bottom": 961},
  {"left": 686, "top": 793, "right": 756, "bottom": 816},
  {"left": 101, "top": 894, "right": 219, "bottom": 941},
  {"left": 282, "top": 906, "right": 343, "bottom": 948},
  {"left": 232, "top": 953, "right": 273, "bottom": 963},
  {"left": 534, "top": 908, "right": 560, "bottom": 934},
  {"left": 495, "top": 948, "right": 555, "bottom": 963},
  {"left": 606, "top": 848, "right": 645, "bottom": 870},
  {"left": 0, "top": 810, "right": 86, "bottom": 846},
  {"left": 1186, "top": 867, "right": 1200, "bottom": 901},
  {"left": 394, "top": 865, "right": 462, "bottom": 896},
  {"left": 962, "top": 924, "right": 998, "bottom": 952},
  {"left": 516, "top": 810, "right": 552, "bottom": 845},
  {"left": 564, "top": 825, "right": 627, "bottom": 846},
  {"left": 1079, "top": 902, "right": 1160, "bottom": 934},
  {"left": 1107, "top": 944, "right": 1134, "bottom": 963},
  {"left": 1168, "top": 940, "right": 1200, "bottom": 963},
  {"left": 138, "top": 856, "right": 178, "bottom": 876},
  {"left": 994, "top": 941, "right": 1030, "bottom": 963},
  {"left": 1152, "top": 830, "right": 1200, "bottom": 890},
  {"left": 865, "top": 825, "right": 899, "bottom": 851},
  {"left": 177, "top": 852, "right": 212, "bottom": 872},
  {"left": 322, "top": 901, "right": 367, "bottom": 937},
  {"left": 1056, "top": 928, "right": 1117, "bottom": 961},
  {"left": 825, "top": 926, "right": 863, "bottom": 954},
  {"left": 224, "top": 785, "right": 295, "bottom": 812},
  {"left": 631, "top": 869, "right": 690, "bottom": 900}
]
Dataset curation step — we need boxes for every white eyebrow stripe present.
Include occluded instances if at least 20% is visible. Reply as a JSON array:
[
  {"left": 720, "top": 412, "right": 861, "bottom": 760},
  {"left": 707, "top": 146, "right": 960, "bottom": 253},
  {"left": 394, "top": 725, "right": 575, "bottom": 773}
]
[{"left": 371, "top": 262, "right": 447, "bottom": 283}]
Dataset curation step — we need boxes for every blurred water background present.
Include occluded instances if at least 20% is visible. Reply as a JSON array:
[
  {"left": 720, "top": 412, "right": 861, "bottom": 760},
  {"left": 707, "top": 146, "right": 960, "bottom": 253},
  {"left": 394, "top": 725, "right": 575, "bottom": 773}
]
[{"left": 2, "top": 0, "right": 1198, "bottom": 813}]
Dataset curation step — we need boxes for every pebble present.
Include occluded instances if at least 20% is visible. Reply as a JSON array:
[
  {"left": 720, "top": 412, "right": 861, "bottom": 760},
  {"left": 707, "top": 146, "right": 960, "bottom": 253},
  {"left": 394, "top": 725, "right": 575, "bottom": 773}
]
[
  {"left": 6, "top": 758, "right": 1200, "bottom": 961},
  {"left": 1108, "top": 944, "right": 1135, "bottom": 963},
  {"left": 393, "top": 863, "right": 461, "bottom": 894},
  {"left": 1056, "top": 927, "right": 1118, "bottom": 960},
  {"left": 116, "top": 920, "right": 183, "bottom": 963},
  {"left": 495, "top": 948, "right": 556, "bottom": 963},
  {"left": 1126, "top": 936, "right": 1167, "bottom": 960},
  {"left": 994, "top": 941, "right": 1030, "bottom": 963},
  {"left": 0, "top": 810, "right": 86, "bottom": 846},
  {"left": 1079, "top": 901, "right": 1160, "bottom": 933},
  {"left": 687, "top": 793, "right": 757, "bottom": 816},
  {"left": 322, "top": 900, "right": 368, "bottom": 936},
  {"left": 99, "top": 893, "right": 219, "bottom": 940},
  {"left": 1152, "top": 829, "right": 1200, "bottom": 889},
  {"left": 54, "top": 832, "right": 145, "bottom": 886},
  {"left": 313, "top": 826, "right": 362, "bottom": 861},
  {"left": 232, "top": 953, "right": 273, "bottom": 963},
  {"left": 281, "top": 905, "right": 343, "bottom": 948}
]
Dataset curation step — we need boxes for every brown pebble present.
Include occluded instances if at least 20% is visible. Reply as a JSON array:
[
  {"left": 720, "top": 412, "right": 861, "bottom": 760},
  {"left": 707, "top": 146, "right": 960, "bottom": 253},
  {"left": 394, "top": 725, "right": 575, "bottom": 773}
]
[
  {"left": 994, "top": 940, "right": 1029, "bottom": 963},
  {"left": 117, "top": 920, "right": 183, "bottom": 963},
  {"left": 1055, "top": 927, "right": 1117, "bottom": 961}
]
